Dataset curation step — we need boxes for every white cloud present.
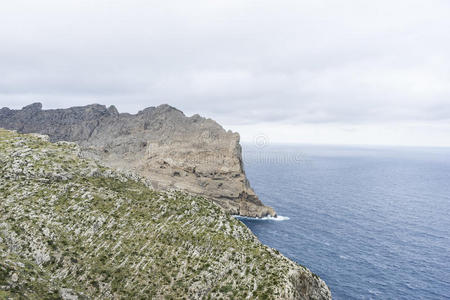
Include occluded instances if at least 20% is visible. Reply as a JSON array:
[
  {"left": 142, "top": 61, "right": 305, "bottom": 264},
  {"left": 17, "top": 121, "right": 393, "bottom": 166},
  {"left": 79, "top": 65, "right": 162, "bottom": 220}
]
[{"left": 1, "top": 0, "right": 449, "bottom": 146}]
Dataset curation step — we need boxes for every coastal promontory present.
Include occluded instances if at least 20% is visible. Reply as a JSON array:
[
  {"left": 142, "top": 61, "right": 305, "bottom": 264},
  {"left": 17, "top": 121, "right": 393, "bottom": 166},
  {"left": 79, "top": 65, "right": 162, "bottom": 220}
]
[
  {"left": 0, "top": 129, "right": 331, "bottom": 299},
  {"left": 0, "top": 103, "right": 275, "bottom": 218}
]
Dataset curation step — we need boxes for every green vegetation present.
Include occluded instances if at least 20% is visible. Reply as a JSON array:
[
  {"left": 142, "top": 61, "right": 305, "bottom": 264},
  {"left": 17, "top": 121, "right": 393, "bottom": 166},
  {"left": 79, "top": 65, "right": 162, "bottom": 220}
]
[{"left": 0, "top": 129, "right": 326, "bottom": 299}]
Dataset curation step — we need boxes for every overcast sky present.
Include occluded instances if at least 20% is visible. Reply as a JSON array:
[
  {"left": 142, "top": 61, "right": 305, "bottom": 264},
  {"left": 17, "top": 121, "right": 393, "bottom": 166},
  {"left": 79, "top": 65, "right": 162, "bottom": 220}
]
[{"left": 1, "top": 0, "right": 449, "bottom": 146}]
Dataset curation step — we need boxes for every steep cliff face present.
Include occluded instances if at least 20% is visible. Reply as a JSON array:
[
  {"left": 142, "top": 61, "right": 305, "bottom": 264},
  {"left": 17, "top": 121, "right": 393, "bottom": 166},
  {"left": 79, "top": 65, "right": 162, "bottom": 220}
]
[
  {"left": 0, "top": 130, "right": 331, "bottom": 299},
  {"left": 0, "top": 103, "right": 275, "bottom": 218}
]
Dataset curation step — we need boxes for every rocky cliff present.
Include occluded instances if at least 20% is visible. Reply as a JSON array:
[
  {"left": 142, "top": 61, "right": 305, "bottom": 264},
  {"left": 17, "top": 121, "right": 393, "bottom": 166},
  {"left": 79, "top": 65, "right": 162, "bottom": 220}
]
[
  {"left": 0, "top": 129, "right": 331, "bottom": 299},
  {"left": 0, "top": 103, "right": 275, "bottom": 218}
]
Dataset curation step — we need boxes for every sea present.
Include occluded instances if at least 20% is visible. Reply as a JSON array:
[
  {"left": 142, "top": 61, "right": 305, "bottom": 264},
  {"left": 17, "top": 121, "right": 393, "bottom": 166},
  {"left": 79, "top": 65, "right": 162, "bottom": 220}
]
[{"left": 238, "top": 144, "right": 450, "bottom": 300}]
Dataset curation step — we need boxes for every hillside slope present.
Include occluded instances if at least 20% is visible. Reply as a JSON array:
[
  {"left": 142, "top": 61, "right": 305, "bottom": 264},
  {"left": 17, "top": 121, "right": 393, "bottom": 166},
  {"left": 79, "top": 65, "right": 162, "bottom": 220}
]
[{"left": 0, "top": 129, "right": 331, "bottom": 299}]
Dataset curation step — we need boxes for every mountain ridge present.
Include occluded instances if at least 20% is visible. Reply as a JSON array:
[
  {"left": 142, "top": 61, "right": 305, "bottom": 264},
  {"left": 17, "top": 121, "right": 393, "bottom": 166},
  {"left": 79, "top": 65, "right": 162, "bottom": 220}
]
[{"left": 0, "top": 102, "right": 275, "bottom": 218}]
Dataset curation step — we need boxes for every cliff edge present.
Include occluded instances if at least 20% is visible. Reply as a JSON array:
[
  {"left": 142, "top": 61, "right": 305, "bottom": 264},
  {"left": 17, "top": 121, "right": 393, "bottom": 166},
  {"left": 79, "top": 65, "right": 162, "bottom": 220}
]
[
  {"left": 0, "top": 129, "right": 331, "bottom": 299},
  {"left": 0, "top": 103, "right": 275, "bottom": 218}
]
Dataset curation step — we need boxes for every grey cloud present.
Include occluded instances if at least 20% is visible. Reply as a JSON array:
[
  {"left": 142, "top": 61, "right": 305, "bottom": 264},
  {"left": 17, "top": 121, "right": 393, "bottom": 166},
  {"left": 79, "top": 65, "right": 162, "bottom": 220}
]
[{"left": 1, "top": 0, "right": 450, "bottom": 129}]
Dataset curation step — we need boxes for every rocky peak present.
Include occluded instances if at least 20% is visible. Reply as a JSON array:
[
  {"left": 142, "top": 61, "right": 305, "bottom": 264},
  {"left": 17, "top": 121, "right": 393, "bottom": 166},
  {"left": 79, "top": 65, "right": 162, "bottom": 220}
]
[
  {"left": 154, "top": 103, "right": 183, "bottom": 113},
  {"left": 0, "top": 107, "right": 12, "bottom": 118},
  {"left": 107, "top": 105, "right": 119, "bottom": 116},
  {"left": 137, "top": 104, "right": 184, "bottom": 119},
  {"left": 0, "top": 103, "right": 276, "bottom": 217},
  {"left": 22, "top": 102, "right": 43, "bottom": 111}
]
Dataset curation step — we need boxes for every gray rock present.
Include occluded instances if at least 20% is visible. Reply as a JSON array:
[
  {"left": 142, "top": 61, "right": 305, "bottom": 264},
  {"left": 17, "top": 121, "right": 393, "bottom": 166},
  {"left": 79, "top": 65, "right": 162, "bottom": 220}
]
[
  {"left": 0, "top": 103, "right": 275, "bottom": 217},
  {"left": 59, "top": 288, "right": 79, "bottom": 300}
]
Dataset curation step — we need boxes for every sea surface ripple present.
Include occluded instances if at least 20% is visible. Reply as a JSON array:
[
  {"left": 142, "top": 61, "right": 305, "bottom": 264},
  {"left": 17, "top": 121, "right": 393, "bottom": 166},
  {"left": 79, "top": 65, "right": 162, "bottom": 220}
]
[{"left": 240, "top": 144, "right": 450, "bottom": 299}]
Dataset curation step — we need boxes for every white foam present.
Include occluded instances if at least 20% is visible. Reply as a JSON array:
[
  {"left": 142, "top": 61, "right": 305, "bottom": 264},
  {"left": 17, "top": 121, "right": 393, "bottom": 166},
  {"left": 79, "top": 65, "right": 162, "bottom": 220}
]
[
  {"left": 262, "top": 215, "right": 290, "bottom": 221},
  {"left": 233, "top": 215, "right": 290, "bottom": 221}
]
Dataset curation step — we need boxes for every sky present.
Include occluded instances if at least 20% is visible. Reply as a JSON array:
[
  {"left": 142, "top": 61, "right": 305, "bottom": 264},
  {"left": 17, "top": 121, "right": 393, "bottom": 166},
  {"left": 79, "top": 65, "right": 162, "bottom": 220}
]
[{"left": 1, "top": 0, "right": 449, "bottom": 147}]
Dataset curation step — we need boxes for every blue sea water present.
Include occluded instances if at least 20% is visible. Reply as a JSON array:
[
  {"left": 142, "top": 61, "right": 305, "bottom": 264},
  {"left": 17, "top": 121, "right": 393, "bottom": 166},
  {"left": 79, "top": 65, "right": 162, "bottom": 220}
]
[{"left": 239, "top": 144, "right": 450, "bottom": 299}]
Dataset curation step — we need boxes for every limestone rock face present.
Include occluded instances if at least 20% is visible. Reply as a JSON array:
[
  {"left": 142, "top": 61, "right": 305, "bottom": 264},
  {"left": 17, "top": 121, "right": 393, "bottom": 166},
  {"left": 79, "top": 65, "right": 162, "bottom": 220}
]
[{"left": 0, "top": 103, "right": 275, "bottom": 217}]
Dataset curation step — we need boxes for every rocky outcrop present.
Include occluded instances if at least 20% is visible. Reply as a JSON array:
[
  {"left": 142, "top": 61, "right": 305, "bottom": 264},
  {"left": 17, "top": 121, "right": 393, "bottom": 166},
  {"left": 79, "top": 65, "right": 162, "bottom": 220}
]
[
  {"left": 0, "top": 103, "right": 275, "bottom": 217},
  {"left": 0, "top": 129, "right": 331, "bottom": 299}
]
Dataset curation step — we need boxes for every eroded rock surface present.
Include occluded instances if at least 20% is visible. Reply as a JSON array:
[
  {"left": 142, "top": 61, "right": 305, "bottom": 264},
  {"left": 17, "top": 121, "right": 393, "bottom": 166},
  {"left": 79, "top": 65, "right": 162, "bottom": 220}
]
[
  {"left": 0, "top": 129, "right": 331, "bottom": 299},
  {"left": 0, "top": 103, "right": 275, "bottom": 217}
]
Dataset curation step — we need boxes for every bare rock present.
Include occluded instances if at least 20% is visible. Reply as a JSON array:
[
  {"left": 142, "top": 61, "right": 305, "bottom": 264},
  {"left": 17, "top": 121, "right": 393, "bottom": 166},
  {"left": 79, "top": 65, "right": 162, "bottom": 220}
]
[{"left": 0, "top": 103, "right": 275, "bottom": 217}]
